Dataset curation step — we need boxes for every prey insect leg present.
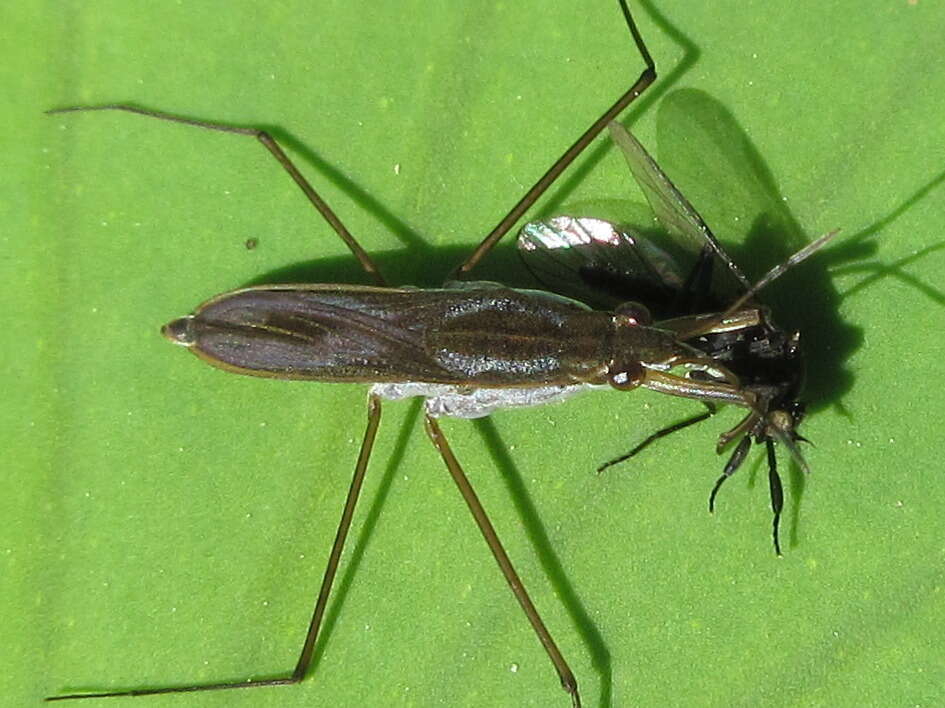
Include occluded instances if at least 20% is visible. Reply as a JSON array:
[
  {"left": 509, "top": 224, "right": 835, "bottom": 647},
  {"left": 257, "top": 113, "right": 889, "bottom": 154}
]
[
  {"left": 708, "top": 435, "right": 752, "bottom": 516},
  {"left": 709, "top": 436, "right": 785, "bottom": 555},
  {"left": 765, "top": 440, "right": 785, "bottom": 556},
  {"left": 423, "top": 415, "right": 581, "bottom": 708},
  {"left": 46, "top": 104, "right": 386, "bottom": 286},
  {"left": 47, "top": 394, "right": 385, "bottom": 700},
  {"left": 596, "top": 406, "right": 716, "bottom": 472},
  {"left": 456, "top": 0, "right": 656, "bottom": 277}
]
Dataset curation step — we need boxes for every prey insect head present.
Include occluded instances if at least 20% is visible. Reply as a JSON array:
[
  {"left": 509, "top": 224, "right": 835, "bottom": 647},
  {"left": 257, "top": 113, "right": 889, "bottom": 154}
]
[{"left": 764, "top": 401, "right": 811, "bottom": 474}]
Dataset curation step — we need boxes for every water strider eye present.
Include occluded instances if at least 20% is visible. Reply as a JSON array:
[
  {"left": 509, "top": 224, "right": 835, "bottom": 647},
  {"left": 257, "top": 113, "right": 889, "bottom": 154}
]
[
  {"left": 614, "top": 301, "right": 652, "bottom": 326},
  {"left": 608, "top": 360, "right": 645, "bottom": 390}
]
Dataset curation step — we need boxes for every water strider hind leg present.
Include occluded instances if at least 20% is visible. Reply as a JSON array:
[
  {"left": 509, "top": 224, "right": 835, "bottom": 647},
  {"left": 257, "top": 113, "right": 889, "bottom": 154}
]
[
  {"left": 47, "top": 394, "right": 385, "bottom": 701},
  {"left": 47, "top": 101, "right": 397, "bottom": 698},
  {"left": 424, "top": 413, "right": 581, "bottom": 708}
]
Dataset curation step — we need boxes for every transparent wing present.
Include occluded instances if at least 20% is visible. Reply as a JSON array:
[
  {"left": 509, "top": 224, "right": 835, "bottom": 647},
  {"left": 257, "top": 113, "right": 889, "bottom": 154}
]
[
  {"left": 608, "top": 122, "right": 752, "bottom": 294},
  {"left": 518, "top": 215, "right": 685, "bottom": 312}
]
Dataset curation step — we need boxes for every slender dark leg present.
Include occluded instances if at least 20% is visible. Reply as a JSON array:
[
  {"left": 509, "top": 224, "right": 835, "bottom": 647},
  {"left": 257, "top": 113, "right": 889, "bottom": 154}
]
[
  {"left": 709, "top": 437, "right": 784, "bottom": 556},
  {"left": 45, "top": 104, "right": 386, "bottom": 286},
  {"left": 597, "top": 407, "right": 715, "bottom": 473},
  {"left": 766, "top": 440, "right": 784, "bottom": 556},
  {"left": 457, "top": 0, "right": 656, "bottom": 276},
  {"left": 423, "top": 415, "right": 581, "bottom": 708},
  {"left": 708, "top": 434, "right": 753, "bottom": 511},
  {"left": 47, "top": 395, "right": 384, "bottom": 701}
]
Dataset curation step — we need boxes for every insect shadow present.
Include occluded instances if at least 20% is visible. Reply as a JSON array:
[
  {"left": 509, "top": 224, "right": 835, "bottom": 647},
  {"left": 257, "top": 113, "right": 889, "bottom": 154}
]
[{"left": 651, "top": 90, "right": 945, "bottom": 408}]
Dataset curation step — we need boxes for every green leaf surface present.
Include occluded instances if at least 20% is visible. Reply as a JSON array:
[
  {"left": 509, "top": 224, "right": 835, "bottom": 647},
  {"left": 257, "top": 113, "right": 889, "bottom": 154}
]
[{"left": 7, "top": 1, "right": 945, "bottom": 706}]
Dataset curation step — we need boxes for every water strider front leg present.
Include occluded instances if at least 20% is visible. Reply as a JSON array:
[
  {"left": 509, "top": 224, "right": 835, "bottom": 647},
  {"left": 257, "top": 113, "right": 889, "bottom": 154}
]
[
  {"left": 640, "top": 369, "right": 763, "bottom": 451},
  {"left": 640, "top": 369, "right": 749, "bottom": 409},
  {"left": 423, "top": 413, "right": 581, "bottom": 708}
]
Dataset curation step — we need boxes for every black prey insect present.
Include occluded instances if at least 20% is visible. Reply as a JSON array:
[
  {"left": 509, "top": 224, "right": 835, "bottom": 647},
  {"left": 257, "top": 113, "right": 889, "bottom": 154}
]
[{"left": 46, "top": 2, "right": 837, "bottom": 706}]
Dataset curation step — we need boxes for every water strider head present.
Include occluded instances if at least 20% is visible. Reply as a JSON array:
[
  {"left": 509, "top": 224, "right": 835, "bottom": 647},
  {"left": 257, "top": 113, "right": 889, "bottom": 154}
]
[{"left": 604, "top": 299, "right": 741, "bottom": 392}]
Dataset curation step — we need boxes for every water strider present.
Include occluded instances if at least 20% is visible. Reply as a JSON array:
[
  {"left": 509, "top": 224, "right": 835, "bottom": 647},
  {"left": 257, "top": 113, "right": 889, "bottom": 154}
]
[{"left": 46, "top": 1, "right": 837, "bottom": 705}]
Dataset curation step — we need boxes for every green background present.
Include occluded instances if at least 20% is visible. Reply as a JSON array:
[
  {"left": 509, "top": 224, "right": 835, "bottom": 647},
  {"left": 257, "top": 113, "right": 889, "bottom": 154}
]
[{"left": 7, "top": 1, "right": 945, "bottom": 706}]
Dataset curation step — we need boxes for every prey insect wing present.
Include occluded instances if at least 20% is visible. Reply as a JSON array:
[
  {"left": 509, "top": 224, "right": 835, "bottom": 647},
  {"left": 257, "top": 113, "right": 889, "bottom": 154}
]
[
  {"left": 608, "top": 122, "right": 752, "bottom": 299},
  {"left": 518, "top": 215, "right": 685, "bottom": 313},
  {"left": 518, "top": 125, "right": 752, "bottom": 317}
]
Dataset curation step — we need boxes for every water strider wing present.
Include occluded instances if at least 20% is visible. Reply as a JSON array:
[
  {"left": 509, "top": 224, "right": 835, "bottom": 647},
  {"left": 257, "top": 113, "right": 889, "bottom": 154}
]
[
  {"left": 163, "top": 284, "right": 450, "bottom": 381},
  {"left": 164, "top": 283, "right": 604, "bottom": 386}
]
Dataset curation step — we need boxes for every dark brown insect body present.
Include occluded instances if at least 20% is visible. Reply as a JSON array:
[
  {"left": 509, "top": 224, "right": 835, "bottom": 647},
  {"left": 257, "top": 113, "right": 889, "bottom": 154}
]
[{"left": 162, "top": 283, "right": 721, "bottom": 392}]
